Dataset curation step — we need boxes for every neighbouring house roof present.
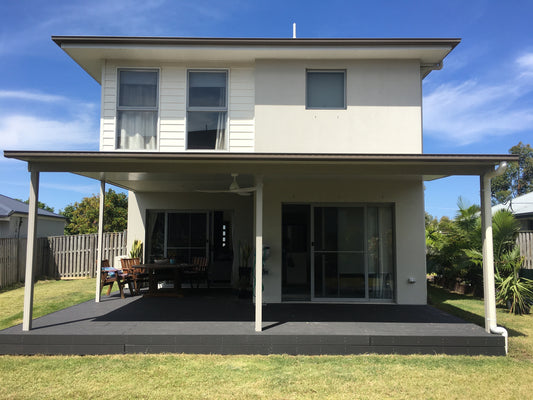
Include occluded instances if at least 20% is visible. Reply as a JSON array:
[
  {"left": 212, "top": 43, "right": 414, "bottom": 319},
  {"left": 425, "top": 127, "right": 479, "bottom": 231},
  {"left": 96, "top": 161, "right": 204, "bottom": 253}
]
[
  {"left": 51, "top": 36, "right": 461, "bottom": 82},
  {"left": 0, "top": 194, "right": 65, "bottom": 219},
  {"left": 3, "top": 151, "right": 518, "bottom": 193},
  {"left": 492, "top": 191, "right": 533, "bottom": 217}
]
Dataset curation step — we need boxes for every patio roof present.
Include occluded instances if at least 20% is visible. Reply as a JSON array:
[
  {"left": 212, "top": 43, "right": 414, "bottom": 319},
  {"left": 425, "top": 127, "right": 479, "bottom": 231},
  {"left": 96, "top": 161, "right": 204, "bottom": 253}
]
[{"left": 3, "top": 151, "right": 518, "bottom": 193}]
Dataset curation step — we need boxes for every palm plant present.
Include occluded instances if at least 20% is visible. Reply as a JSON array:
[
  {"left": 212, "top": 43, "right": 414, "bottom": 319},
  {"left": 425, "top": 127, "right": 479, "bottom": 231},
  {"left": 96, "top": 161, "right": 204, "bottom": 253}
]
[
  {"left": 463, "top": 210, "right": 533, "bottom": 314},
  {"left": 495, "top": 247, "right": 533, "bottom": 315},
  {"left": 129, "top": 239, "right": 143, "bottom": 259}
]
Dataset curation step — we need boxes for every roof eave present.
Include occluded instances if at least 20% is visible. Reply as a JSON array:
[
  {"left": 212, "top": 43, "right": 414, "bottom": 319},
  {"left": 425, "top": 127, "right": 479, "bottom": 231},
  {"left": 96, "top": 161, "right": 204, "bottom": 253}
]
[{"left": 51, "top": 36, "right": 461, "bottom": 83}]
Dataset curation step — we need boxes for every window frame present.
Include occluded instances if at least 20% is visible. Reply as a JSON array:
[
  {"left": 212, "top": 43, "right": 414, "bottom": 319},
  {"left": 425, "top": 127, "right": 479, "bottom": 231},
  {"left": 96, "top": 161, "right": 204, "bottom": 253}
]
[
  {"left": 305, "top": 69, "right": 347, "bottom": 110},
  {"left": 115, "top": 67, "right": 160, "bottom": 151},
  {"left": 186, "top": 69, "right": 229, "bottom": 151}
]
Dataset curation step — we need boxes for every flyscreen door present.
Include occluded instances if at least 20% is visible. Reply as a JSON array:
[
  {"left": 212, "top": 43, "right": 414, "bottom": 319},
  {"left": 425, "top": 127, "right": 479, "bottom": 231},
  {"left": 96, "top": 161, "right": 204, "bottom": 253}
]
[{"left": 311, "top": 205, "right": 395, "bottom": 301}]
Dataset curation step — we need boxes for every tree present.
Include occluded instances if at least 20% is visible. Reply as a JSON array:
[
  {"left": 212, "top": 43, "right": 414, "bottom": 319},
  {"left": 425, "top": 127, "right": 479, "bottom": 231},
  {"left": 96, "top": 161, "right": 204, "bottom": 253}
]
[
  {"left": 491, "top": 142, "right": 533, "bottom": 204},
  {"left": 17, "top": 199, "right": 55, "bottom": 213},
  {"left": 61, "top": 189, "right": 128, "bottom": 235}
]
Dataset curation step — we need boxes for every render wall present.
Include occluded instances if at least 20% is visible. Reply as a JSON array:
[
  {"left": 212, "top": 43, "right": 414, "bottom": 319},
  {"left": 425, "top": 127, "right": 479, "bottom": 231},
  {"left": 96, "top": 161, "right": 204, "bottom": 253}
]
[
  {"left": 260, "top": 176, "right": 427, "bottom": 304},
  {"left": 255, "top": 59, "right": 422, "bottom": 154},
  {"left": 127, "top": 191, "right": 254, "bottom": 284}
]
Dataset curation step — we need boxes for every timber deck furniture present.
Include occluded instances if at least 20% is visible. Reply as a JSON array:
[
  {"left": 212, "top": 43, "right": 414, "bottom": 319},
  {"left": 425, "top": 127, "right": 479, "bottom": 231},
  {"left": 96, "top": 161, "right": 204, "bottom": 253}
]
[
  {"left": 121, "top": 258, "right": 148, "bottom": 295},
  {"left": 101, "top": 259, "right": 133, "bottom": 299},
  {"left": 182, "top": 257, "right": 210, "bottom": 289},
  {"left": 135, "top": 263, "right": 194, "bottom": 296}
]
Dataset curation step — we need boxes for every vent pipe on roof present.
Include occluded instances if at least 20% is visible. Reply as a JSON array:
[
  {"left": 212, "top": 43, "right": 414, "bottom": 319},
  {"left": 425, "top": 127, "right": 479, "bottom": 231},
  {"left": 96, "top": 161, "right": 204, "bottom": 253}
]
[{"left": 293, "top": 23, "right": 296, "bottom": 39}]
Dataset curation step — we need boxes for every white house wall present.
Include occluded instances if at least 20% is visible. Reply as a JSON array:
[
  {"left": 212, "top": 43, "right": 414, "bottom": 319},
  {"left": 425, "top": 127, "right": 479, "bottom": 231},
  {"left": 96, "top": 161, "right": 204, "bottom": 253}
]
[
  {"left": 0, "top": 215, "right": 65, "bottom": 238},
  {"left": 127, "top": 176, "right": 426, "bottom": 305},
  {"left": 127, "top": 191, "right": 254, "bottom": 283},
  {"left": 261, "top": 177, "right": 427, "bottom": 304},
  {"left": 100, "top": 61, "right": 255, "bottom": 152},
  {"left": 100, "top": 59, "right": 422, "bottom": 154},
  {"left": 254, "top": 59, "right": 422, "bottom": 154}
]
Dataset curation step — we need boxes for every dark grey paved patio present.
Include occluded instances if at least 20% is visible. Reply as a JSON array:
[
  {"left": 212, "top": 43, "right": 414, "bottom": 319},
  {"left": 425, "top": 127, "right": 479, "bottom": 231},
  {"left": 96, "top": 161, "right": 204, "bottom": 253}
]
[{"left": 0, "top": 289, "right": 505, "bottom": 355}]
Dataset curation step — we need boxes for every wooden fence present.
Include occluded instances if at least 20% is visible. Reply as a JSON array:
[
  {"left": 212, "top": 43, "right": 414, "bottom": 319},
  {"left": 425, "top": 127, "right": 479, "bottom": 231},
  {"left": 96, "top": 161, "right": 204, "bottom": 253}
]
[
  {"left": 518, "top": 231, "right": 533, "bottom": 270},
  {"left": 0, "top": 231, "right": 127, "bottom": 289}
]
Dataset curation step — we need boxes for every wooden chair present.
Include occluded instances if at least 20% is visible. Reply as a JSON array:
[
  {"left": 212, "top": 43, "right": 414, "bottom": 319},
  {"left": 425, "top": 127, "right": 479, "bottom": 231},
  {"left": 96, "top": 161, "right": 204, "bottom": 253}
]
[
  {"left": 183, "top": 256, "right": 210, "bottom": 289},
  {"left": 121, "top": 257, "right": 148, "bottom": 295},
  {"left": 101, "top": 259, "right": 133, "bottom": 299}
]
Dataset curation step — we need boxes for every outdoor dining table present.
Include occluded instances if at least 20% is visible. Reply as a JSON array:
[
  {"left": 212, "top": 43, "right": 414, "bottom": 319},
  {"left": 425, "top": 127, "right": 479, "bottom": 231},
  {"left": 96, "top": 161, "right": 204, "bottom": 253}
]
[{"left": 132, "top": 263, "right": 194, "bottom": 296}]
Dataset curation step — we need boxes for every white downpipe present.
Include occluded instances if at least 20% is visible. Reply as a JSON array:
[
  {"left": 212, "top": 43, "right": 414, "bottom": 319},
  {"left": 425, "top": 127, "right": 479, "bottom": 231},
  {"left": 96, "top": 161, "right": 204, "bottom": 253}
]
[
  {"left": 491, "top": 326, "right": 508, "bottom": 355},
  {"left": 480, "top": 162, "right": 508, "bottom": 354}
]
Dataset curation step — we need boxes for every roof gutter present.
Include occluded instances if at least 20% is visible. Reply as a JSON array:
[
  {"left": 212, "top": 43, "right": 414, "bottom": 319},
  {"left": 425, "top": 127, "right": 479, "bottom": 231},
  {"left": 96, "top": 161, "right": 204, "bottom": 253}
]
[{"left": 51, "top": 36, "right": 462, "bottom": 49}]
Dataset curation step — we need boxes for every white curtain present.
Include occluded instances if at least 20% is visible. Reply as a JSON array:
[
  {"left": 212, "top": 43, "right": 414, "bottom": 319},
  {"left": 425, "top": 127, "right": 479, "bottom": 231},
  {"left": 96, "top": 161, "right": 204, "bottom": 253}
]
[
  {"left": 215, "top": 112, "right": 226, "bottom": 150},
  {"left": 118, "top": 111, "right": 157, "bottom": 150}
]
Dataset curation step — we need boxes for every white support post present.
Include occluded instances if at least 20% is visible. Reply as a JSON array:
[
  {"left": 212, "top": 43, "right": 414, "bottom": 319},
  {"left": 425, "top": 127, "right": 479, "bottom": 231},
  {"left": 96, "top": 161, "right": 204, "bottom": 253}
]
[
  {"left": 254, "top": 177, "right": 263, "bottom": 332},
  {"left": 22, "top": 170, "right": 39, "bottom": 331},
  {"left": 95, "top": 180, "right": 105, "bottom": 302},
  {"left": 480, "top": 173, "right": 499, "bottom": 334}
]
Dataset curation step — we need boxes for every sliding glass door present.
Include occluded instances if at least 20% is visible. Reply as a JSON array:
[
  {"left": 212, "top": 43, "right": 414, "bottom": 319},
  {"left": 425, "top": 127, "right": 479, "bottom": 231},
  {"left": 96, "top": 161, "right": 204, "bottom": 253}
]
[
  {"left": 167, "top": 212, "right": 208, "bottom": 262},
  {"left": 146, "top": 211, "right": 208, "bottom": 263},
  {"left": 310, "top": 204, "right": 395, "bottom": 301}
]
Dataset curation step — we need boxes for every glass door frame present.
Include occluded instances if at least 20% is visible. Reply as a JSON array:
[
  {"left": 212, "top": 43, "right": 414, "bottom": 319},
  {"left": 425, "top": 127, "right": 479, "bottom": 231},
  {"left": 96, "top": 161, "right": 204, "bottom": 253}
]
[{"left": 310, "top": 203, "right": 396, "bottom": 303}]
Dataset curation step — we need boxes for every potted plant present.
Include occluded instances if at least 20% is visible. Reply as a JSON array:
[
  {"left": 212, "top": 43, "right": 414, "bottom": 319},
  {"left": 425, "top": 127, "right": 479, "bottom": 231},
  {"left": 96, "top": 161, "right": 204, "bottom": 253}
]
[{"left": 129, "top": 239, "right": 143, "bottom": 261}]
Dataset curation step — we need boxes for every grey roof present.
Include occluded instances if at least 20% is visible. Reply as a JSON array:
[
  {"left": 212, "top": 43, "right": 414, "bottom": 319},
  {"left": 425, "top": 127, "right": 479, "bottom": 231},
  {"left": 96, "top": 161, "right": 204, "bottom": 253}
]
[
  {"left": 0, "top": 194, "right": 65, "bottom": 219},
  {"left": 492, "top": 191, "right": 533, "bottom": 217},
  {"left": 52, "top": 36, "right": 461, "bottom": 48}
]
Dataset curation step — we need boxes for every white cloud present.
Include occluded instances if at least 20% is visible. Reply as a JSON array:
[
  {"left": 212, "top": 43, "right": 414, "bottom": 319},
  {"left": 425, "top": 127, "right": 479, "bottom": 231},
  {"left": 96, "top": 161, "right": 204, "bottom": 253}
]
[
  {"left": 0, "top": 178, "right": 97, "bottom": 195},
  {"left": 0, "top": 90, "right": 69, "bottom": 103},
  {"left": 0, "top": 114, "right": 98, "bottom": 151},
  {"left": 423, "top": 53, "right": 533, "bottom": 145},
  {"left": 40, "top": 182, "right": 99, "bottom": 194},
  {"left": 0, "top": 0, "right": 242, "bottom": 55},
  {"left": 0, "top": 89, "right": 99, "bottom": 156},
  {"left": 517, "top": 53, "right": 533, "bottom": 77}
]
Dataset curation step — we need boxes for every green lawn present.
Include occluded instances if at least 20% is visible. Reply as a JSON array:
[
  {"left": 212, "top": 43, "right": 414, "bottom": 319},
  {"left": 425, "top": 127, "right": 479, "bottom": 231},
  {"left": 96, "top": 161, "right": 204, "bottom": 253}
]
[
  {"left": 0, "top": 281, "right": 532, "bottom": 399},
  {"left": 0, "top": 278, "right": 96, "bottom": 330},
  {"left": 427, "top": 284, "right": 533, "bottom": 360}
]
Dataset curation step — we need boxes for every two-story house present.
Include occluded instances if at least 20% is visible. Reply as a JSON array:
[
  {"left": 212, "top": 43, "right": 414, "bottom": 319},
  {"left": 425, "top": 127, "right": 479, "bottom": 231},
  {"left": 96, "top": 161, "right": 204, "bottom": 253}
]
[{"left": 5, "top": 37, "right": 516, "bottom": 337}]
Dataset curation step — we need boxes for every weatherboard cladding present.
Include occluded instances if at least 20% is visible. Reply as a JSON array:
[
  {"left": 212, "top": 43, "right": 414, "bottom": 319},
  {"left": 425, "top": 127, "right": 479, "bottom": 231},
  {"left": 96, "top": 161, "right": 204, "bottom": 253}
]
[{"left": 101, "top": 63, "right": 255, "bottom": 152}]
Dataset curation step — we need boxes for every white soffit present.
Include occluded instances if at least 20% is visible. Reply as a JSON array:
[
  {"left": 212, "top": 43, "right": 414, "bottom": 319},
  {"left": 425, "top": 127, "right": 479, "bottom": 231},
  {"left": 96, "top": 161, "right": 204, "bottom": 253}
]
[{"left": 59, "top": 43, "right": 456, "bottom": 83}]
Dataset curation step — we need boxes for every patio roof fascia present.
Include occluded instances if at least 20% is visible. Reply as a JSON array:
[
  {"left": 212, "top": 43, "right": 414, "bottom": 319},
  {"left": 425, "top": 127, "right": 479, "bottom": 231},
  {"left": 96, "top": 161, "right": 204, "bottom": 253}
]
[{"left": 3, "top": 151, "right": 518, "bottom": 193}]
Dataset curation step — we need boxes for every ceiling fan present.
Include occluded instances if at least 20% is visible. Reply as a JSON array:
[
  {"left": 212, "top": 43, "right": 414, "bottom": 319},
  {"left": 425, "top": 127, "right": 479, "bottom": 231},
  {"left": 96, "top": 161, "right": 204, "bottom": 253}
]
[{"left": 196, "top": 173, "right": 256, "bottom": 196}]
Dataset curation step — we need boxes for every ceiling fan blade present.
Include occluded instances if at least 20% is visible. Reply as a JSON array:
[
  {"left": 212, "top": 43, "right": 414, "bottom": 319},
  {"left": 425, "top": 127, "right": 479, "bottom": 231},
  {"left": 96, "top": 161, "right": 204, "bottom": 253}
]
[
  {"left": 196, "top": 189, "right": 234, "bottom": 193},
  {"left": 196, "top": 186, "right": 256, "bottom": 195},
  {"left": 231, "top": 187, "right": 256, "bottom": 193},
  {"left": 195, "top": 174, "right": 256, "bottom": 195}
]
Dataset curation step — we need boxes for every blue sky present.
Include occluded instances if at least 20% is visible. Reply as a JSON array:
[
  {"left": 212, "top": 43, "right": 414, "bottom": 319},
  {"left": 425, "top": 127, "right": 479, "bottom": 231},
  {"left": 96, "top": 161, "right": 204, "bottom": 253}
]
[{"left": 0, "top": 0, "right": 532, "bottom": 218}]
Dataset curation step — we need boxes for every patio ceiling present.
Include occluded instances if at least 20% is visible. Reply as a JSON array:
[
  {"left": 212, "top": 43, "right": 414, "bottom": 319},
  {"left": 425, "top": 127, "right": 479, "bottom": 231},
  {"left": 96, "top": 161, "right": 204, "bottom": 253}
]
[{"left": 4, "top": 151, "right": 518, "bottom": 193}]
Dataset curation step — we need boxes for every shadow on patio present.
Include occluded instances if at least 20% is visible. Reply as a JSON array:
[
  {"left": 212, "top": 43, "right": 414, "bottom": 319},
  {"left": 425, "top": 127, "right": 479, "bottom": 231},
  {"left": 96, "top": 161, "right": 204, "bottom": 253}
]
[{"left": 94, "top": 288, "right": 467, "bottom": 325}]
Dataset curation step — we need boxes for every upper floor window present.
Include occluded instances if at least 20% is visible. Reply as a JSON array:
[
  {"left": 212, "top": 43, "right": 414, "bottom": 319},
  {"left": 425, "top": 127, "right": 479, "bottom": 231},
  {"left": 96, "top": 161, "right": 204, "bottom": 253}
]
[
  {"left": 116, "top": 69, "right": 158, "bottom": 150},
  {"left": 187, "top": 70, "right": 227, "bottom": 150},
  {"left": 306, "top": 70, "right": 346, "bottom": 109}
]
